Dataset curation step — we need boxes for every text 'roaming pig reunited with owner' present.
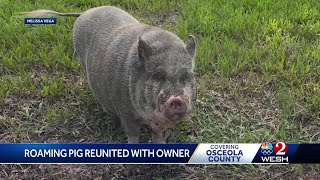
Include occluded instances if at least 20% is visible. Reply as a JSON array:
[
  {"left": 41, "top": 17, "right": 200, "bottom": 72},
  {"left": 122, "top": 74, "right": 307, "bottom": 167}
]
[{"left": 20, "top": 6, "right": 197, "bottom": 143}]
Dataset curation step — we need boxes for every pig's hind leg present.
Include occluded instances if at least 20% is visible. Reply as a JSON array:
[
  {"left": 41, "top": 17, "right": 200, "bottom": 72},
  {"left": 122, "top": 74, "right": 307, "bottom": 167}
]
[{"left": 120, "top": 117, "right": 142, "bottom": 143}]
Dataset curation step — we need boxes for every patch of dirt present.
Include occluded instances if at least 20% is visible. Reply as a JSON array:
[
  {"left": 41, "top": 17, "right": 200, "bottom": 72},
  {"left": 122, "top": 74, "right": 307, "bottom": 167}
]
[
  {"left": 228, "top": 73, "right": 282, "bottom": 129},
  {"left": 140, "top": 10, "right": 180, "bottom": 31}
]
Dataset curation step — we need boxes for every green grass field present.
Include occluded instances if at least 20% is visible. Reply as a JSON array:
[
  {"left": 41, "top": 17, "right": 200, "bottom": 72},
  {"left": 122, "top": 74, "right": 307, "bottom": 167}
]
[{"left": 1, "top": 0, "right": 320, "bottom": 179}]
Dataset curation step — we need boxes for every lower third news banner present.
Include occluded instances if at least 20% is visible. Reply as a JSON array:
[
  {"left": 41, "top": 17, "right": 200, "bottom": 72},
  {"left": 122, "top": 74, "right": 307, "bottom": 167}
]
[{"left": 0, "top": 143, "right": 319, "bottom": 164}]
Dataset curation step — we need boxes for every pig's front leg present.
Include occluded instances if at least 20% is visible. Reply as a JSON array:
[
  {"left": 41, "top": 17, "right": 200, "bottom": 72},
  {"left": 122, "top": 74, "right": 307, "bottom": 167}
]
[
  {"left": 150, "top": 122, "right": 166, "bottom": 143},
  {"left": 152, "top": 131, "right": 165, "bottom": 143}
]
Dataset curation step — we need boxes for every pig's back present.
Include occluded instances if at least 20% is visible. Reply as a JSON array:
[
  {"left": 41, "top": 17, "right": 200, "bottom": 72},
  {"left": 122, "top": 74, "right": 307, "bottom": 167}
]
[{"left": 73, "top": 6, "right": 139, "bottom": 64}]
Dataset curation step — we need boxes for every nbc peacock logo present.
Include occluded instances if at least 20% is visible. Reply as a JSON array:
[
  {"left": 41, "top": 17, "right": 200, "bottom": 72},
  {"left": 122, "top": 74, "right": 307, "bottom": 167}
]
[{"left": 261, "top": 142, "right": 273, "bottom": 156}]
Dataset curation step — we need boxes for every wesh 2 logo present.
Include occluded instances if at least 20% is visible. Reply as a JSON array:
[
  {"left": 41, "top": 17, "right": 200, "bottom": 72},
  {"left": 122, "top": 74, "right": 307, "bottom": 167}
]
[{"left": 260, "top": 142, "right": 289, "bottom": 163}]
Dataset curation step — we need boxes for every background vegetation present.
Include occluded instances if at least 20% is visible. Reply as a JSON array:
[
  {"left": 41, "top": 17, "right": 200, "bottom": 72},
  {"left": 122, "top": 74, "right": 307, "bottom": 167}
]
[{"left": 0, "top": 0, "right": 319, "bottom": 179}]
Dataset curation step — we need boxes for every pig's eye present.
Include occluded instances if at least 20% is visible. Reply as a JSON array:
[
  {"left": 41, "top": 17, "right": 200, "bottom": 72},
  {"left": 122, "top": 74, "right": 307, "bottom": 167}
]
[
  {"left": 152, "top": 71, "right": 166, "bottom": 81},
  {"left": 179, "top": 73, "right": 191, "bottom": 83}
]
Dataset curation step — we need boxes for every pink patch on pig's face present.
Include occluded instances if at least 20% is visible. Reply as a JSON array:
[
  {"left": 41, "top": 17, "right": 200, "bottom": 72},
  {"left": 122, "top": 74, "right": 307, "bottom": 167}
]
[
  {"left": 155, "top": 88, "right": 192, "bottom": 123},
  {"left": 163, "top": 95, "right": 188, "bottom": 121},
  {"left": 182, "top": 87, "right": 192, "bottom": 112}
]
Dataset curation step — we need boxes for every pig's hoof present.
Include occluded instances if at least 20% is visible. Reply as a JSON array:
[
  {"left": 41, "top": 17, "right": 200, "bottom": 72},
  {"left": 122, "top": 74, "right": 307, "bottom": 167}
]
[
  {"left": 152, "top": 138, "right": 166, "bottom": 143},
  {"left": 127, "top": 136, "right": 139, "bottom": 143}
]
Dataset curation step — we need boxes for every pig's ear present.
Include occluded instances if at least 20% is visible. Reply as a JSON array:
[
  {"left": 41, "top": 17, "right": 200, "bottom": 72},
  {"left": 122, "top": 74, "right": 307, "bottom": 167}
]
[
  {"left": 138, "top": 37, "right": 152, "bottom": 63},
  {"left": 186, "top": 35, "right": 196, "bottom": 58}
]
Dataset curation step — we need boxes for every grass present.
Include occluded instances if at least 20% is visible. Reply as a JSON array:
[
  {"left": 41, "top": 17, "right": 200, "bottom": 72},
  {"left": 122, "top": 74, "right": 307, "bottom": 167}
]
[{"left": 0, "top": 0, "right": 320, "bottom": 179}]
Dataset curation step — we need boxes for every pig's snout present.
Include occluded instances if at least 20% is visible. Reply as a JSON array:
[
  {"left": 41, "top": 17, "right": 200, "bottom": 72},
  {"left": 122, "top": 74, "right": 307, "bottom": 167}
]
[{"left": 164, "top": 96, "right": 187, "bottom": 121}]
